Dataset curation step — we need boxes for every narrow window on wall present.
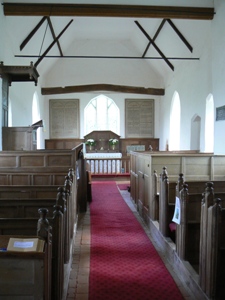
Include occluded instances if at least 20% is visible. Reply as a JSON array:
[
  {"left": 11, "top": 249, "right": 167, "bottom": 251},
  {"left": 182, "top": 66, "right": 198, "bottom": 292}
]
[
  {"left": 2, "top": 77, "right": 9, "bottom": 127},
  {"left": 169, "top": 91, "right": 181, "bottom": 150},
  {"left": 32, "top": 92, "right": 40, "bottom": 149},
  {"left": 190, "top": 114, "right": 201, "bottom": 151},
  {"left": 8, "top": 98, "right": 12, "bottom": 126},
  {"left": 205, "top": 94, "right": 214, "bottom": 152},
  {"left": 84, "top": 94, "right": 120, "bottom": 135}
]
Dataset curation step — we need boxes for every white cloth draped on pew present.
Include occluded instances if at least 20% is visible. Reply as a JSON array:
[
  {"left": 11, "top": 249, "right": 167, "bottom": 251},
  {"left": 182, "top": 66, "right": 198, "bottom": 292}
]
[{"left": 85, "top": 153, "right": 122, "bottom": 174}]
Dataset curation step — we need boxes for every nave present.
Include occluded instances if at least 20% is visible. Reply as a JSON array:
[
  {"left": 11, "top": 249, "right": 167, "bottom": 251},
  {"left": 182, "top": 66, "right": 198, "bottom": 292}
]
[{"left": 66, "top": 179, "right": 194, "bottom": 300}]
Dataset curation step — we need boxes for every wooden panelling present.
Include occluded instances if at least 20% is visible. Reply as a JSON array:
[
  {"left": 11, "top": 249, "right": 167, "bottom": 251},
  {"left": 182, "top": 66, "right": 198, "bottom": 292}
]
[
  {"left": 20, "top": 156, "right": 44, "bottom": 167},
  {"left": 0, "top": 150, "right": 75, "bottom": 173},
  {"left": 0, "top": 173, "right": 66, "bottom": 186},
  {"left": 2, "top": 127, "right": 37, "bottom": 151},
  {"left": 0, "top": 186, "right": 58, "bottom": 199},
  {"left": 0, "top": 156, "right": 17, "bottom": 167},
  {"left": 0, "top": 257, "right": 45, "bottom": 298},
  {"left": 121, "top": 138, "right": 159, "bottom": 157},
  {"left": 45, "top": 139, "right": 83, "bottom": 150},
  {"left": 11, "top": 175, "right": 31, "bottom": 185},
  {"left": 47, "top": 154, "right": 72, "bottom": 167},
  {"left": 32, "top": 175, "right": 51, "bottom": 186},
  {"left": 45, "top": 138, "right": 159, "bottom": 159}
]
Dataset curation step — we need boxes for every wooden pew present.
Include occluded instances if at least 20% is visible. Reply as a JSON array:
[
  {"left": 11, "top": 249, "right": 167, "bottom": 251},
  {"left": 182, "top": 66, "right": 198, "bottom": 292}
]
[
  {"left": 158, "top": 176, "right": 225, "bottom": 298},
  {"left": 0, "top": 144, "right": 88, "bottom": 214},
  {"left": 0, "top": 174, "right": 75, "bottom": 299},
  {"left": 0, "top": 165, "right": 78, "bottom": 248},
  {"left": 0, "top": 182, "right": 74, "bottom": 262},
  {"left": 0, "top": 205, "right": 64, "bottom": 300},
  {"left": 0, "top": 172, "right": 66, "bottom": 185},
  {"left": 199, "top": 183, "right": 225, "bottom": 299},
  {"left": 0, "top": 198, "right": 56, "bottom": 218},
  {"left": 175, "top": 183, "right": 203, "bottom": 268},
  {"left": 0, "top": 185, "right": 60, "bottom": 199},
  {"left": 0, "top": 208, "right": 52, "bottom": 299},
  {"left": 176, "top": 181, "right": 225, "bottom": 268},
  {"left": 158, "top": 167, "right": 180, "bottom": 238},
  {"left": 151, "top": 169, "right": 159, "bottom": 221},
  {"left": 0, "top": 149, "right": 76, "bottom": 174},
  {"left": 130, "top": 151, "right": 225, "bottom": 299},
  {"left": 0, "top": 145, "right": 87, "bottom": 299},
  {"left": 158, "top": 168, "right": 225, "bottom": 239}
]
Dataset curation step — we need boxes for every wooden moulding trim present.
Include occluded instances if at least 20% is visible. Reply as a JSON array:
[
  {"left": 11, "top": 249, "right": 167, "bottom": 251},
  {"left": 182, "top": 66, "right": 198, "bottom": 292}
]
[
  {"left": 41, "top": 84, "right": 165, "bottom": 96},
  {"left": 3, "top": 4, "right": 215, "bottom": 20}
]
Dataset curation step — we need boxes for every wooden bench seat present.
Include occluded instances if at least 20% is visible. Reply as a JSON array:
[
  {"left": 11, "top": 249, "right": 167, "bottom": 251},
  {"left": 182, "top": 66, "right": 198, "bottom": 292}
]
[
  {"left": 176, "top": 185, "right": 203, "bottom": 267},
  {"left": 0, "top": 185, "right": 60, "bottom": 199},
  {"left": 0, "top": 206, "right": 64, "bottom": 300},
  {"left": 0, "top": 198, "right": 57, "bottom": 218},
  {"left": 198, "top": 184, "right": 225, "bottom": 299},
  {"left": 0, "top": 232, "right": 51, "bottom": 300},
  {"left": 0, "top": 183, "right": 75, "bottom": 259},
  {"left": 0, "top": 172, "right": 66, "bottom": 185},
  {"left": 0, "top": 145, "right": 88, "bottom": 299}
]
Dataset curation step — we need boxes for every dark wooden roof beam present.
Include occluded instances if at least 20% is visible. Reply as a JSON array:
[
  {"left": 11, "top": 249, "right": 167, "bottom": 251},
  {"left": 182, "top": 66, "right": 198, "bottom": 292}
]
[
  {"left": 142, "top": 19, "right": 166, "bottom": 57},
  {"left": 20, "top": 16, "right": 47, "bottom": 51},
  {"left": 135, "top": 21, "right": 174, "bottom": 71},
  {"left": 166, "top": 19, "right": 193, "bottom": 52},
  {"left": 41, "top": 83, "right": 165, "bottom": 96},
  {"left": 3, "top": 3, "right": 215, "bottom": 20},
  {"left": 47, "top": 17, "right": 63, "bottom": 57},
  {"left": 34, "top": 19, "right": 73, "bottom": 68}
]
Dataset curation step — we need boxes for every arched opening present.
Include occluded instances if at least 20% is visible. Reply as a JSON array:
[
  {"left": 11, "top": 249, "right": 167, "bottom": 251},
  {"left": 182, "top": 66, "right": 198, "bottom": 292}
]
[
  {"left": 84, "top": 94, "right": 120, "bottom": 135},
  {"left": 190, "top": 114, "right": 201, "bottom": 151},
  {"left": 32, "top": 92, "right": 41, "bottom": 149},
  {"left": 169, "top": 91, "right": 181, "bottom": 151},
  {"left": 205, "top": 94, "right": 214, "bottom": 152}
]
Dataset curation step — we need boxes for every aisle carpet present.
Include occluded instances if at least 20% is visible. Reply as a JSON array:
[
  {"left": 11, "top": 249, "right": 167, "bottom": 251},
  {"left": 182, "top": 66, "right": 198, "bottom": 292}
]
[
  {"left": 89, "top": 181, "right": 184, "bottom": 300},
  {"left": 117, "top": 183, "right": 129, "bottom": 190}
]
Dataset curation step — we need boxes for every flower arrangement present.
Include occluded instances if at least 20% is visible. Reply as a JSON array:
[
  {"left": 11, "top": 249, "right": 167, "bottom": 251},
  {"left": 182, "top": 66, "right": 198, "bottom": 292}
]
[
  {"left": 85, "top": 138, "right": 95, "bottom": 146},
  {"left": 109, "top": 138, "right": 119, "bottom": 146}
]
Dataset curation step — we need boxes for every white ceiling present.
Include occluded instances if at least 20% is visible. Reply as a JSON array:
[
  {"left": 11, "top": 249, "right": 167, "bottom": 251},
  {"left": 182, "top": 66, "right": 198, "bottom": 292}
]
[{"left": 2, "top": 0, "right": 214, "bottom": 84}]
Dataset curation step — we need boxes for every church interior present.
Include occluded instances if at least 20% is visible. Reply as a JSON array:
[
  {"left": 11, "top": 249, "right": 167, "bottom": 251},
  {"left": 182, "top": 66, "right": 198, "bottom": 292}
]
[{"left": 0, "top": 0, "right": 225, "bottom": 299}]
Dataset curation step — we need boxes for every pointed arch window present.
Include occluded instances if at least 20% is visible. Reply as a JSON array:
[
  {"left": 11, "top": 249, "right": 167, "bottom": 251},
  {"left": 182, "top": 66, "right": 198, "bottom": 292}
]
[
  {"left": 190, "top": 114, "right": 201, "bottom": 151},
  {"left": 169, "top": 91, "right": 181, "bottom": 151},
  {"left": 32, "top": 92, "right": 41, "bottom": 149},
  {"left": 205, "top": 94, "right": 214, "bottom": 152},
  {"left": 84, "top": 94, "right": 120, "bottom": 135}
]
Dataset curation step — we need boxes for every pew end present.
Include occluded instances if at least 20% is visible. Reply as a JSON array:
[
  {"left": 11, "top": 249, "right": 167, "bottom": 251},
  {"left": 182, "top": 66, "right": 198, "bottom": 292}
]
[{"left": 0, "top": 231, "right": 51, "bottom": 300}]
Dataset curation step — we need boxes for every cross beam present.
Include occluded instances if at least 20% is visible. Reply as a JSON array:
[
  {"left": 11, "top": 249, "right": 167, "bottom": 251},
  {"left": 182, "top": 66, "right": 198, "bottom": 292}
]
[
  {"left": 3, "top": 3, "right": 215, "bottom": 20},
  {"left": 41, "top": 84, "right": 165, "bottom": 96}
]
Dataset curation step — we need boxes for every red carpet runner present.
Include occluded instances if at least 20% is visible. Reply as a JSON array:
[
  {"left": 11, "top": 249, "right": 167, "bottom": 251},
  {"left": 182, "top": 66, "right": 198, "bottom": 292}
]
[
  {"left": 89, "top": 181, "right": 184, "bottom": 300},
  {"left": 117, "top": 183, "right": 129, "bottom": 190}
]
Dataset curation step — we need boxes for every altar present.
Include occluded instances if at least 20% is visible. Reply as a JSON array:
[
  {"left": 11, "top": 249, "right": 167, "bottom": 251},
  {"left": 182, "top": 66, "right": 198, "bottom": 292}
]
[
  {"left": 85, "top": 152, "right": 122, "bottom": 174},
  {"left": 84, "top": 130, "right": 120, "bottom": 152}
]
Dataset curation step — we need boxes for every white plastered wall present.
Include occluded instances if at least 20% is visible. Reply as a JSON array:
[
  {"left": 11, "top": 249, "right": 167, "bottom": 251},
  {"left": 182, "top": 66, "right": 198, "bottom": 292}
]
[
  {"left": 3, "top": 0, "right": 225, "bottom": 154},
  {"left": 212, "top": 0, "right": 225, "bottom": 154}
]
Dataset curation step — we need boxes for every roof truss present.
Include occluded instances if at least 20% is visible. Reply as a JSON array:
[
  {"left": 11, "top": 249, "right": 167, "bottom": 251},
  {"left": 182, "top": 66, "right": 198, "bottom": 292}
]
[
  {"left": 41, "top": 83, "right": 165, "bottom": 96},
  {"left": 3, "top": 3, "right": 214, "bottom": 20}
]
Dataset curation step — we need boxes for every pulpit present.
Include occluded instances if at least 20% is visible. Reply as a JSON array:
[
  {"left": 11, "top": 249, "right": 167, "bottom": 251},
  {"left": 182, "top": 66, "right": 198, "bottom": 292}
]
[{"left": 2, "top": 120, "right": 43, "bottom": 150}]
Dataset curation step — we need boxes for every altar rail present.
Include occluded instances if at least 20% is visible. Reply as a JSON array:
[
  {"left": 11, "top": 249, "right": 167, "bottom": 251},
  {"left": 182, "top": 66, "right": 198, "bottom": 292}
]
[{"left": 86, "top": 157, "right": 130, "bottom": 174}]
